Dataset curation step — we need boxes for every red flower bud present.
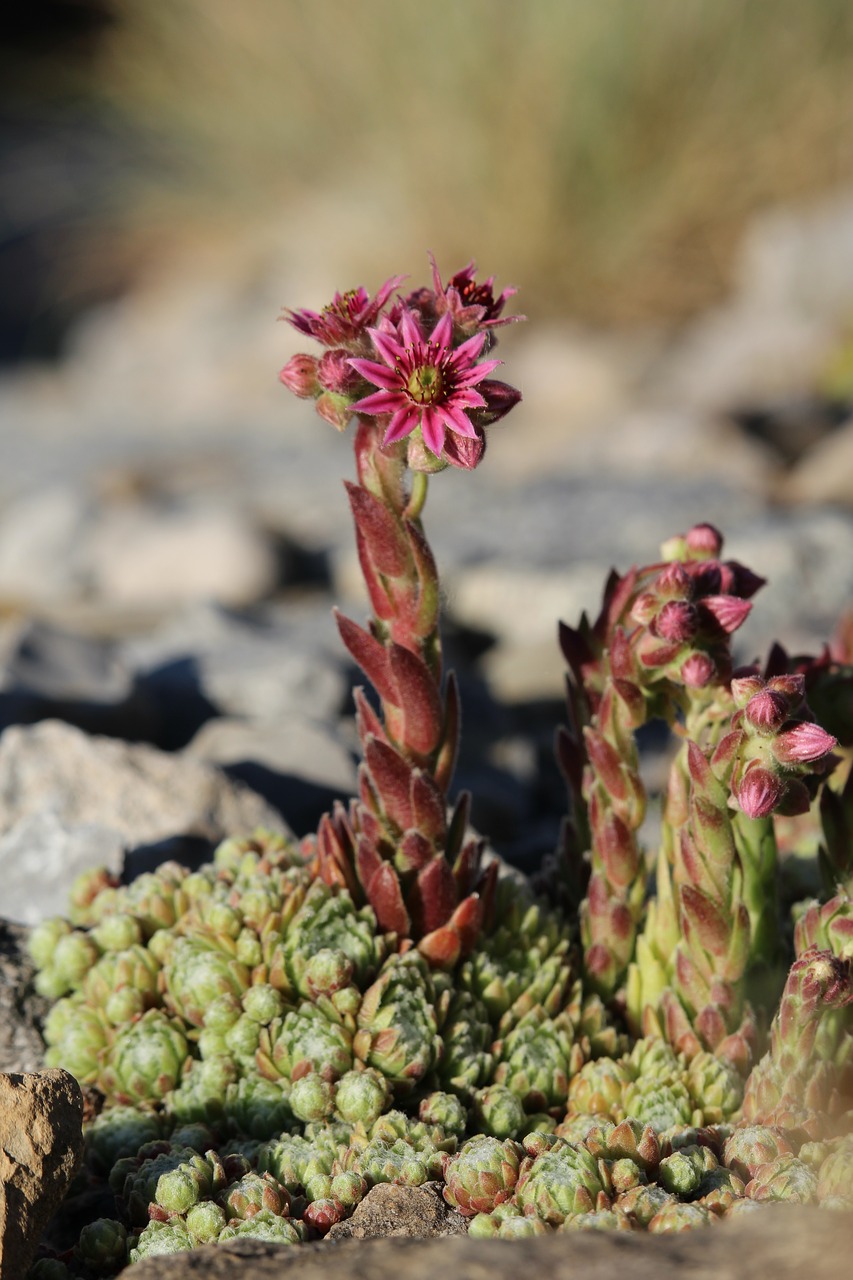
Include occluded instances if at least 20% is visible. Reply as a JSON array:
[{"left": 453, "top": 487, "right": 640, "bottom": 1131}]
[
  {"left": 280, "top": 352, "right": 320, "bottom": 397},
  {"left": 744, "top": 690, "right": 788, "bottom": 733},
  {"left": 316, "top": 391, "right": 354, "bottom": 431},
  {"left": 319, "top": 348, "right": 361, "bottom": 394},
  {"left": 772, "top": 721, "right": 837, "bottom": 765},
  {"left": 474, "top": 378, "right": 523, "bottom": 426},
  {"left": 685, "top": 523, "right": 723, "bottom": 558},
  {"left": 631, "top": 592, "right": 659, "bottom": 626},
  {"left": 730, "top": 673, "right": 764, "bottom": 708},
  {"left": 681, "top": 652, "right": 716, "bottom": 688},
  {"left": 735, "top": 765, "right": 784, "bottom": 819},
  {"left": 655, "top": 600, "right": 699, "bottom": 642},
  {"left": 655, "top": 562, "right": 691, "bottom": 601},
  {"left": 699, "top": 594, "right": 752, "bottom": 635}
]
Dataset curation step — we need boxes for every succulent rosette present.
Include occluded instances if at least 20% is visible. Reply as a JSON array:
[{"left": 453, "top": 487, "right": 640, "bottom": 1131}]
[{"left": 441, "top": 1136, "right": 523, "bottom": 1215}]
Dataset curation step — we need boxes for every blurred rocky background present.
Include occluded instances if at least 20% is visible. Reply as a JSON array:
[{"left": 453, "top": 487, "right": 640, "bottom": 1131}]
[{"left": 2, "top": 0, "right": 853, "bottom": 923}]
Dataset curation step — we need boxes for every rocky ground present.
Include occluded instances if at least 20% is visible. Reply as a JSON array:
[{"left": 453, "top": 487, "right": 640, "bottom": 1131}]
[{"left": 1, "top": 189, "right": 853, "bottom": 1276}]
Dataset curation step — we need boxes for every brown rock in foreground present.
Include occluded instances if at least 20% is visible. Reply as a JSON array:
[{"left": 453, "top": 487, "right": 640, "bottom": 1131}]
[
  {"left": 326, "top": 1181, "right": 467, "bottom": 1240},
  {"left": 125, "top": 1205, "right": 850, "bottom": 1280},
  {"left": 0, "top": 1068, "right": 84, "bottom": 1280}
]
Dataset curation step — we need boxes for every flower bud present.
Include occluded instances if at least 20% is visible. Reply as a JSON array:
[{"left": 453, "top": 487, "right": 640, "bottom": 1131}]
[
  {"left": 680, "top": 653, "right": 715, "bottom": 688},
  {"left": 744, "top": 689, "right": 788, "bottom": 733},
  {"left": 320, "top": 348, "right": 361, "bottom": 394},
  {"left": 655, "top": 562, "right": 691, "bottom": 601},
  {"left": 772, "top": 721, "right": 837, "bottom": 765},
  {"left": 735, "top": 765, "right": 784, "bottom": 819},
  {"left": 655, "top": 601, "right": 698, "bottom": 642},
  {"left": 685, "top": 523, "right": 723, "bottom": 558},
  {"left": 730, "top": 674, "right": 764, "bottom": 708},
  {"left": 279, "top": 353, "right": 320, "bottom": 397},
  {"left": 316, "top": 391, "right": 354, "bottom": 431},
  {"left": 631, "top": 592, "right": 659, "bottom": 626}
]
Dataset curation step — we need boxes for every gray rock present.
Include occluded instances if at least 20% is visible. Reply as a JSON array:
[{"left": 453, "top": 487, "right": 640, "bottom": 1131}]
[
  {"left": 186, "top": 714, "right": 356, "bottom": 836},
  {"left": 0, "top": 721, "right": 288, "bottom": 925},
  {"left": 121, "top": 601, "right": 347, "bottom": 730},
  {"left": 0, "top": 1068, "right": 83, "bottom": 1279},
  {"left": 83, "top": 502, "right": 278, "bottom": 610},
  {"left": 778, "top": 414, "right": 853, "bottom": 507},
  {"left": 123, "top": 1205, "right": 851, "bottom": 1279},
  {"left": 0, "top": 920, "right": 48, "bottom": 1074},
  {"left": 0, "top": 619, "right": 158, "bottom": 742}
]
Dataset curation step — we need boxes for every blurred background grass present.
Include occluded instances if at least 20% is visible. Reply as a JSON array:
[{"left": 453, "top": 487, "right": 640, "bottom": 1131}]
[{"left": 3, "top": 0, "right": 853, "bottom": 359}]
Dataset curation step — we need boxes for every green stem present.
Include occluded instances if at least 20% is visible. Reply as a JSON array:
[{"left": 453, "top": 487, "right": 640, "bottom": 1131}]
[{"left": 404, "top": 470, "right": 428, "bottom": 522}]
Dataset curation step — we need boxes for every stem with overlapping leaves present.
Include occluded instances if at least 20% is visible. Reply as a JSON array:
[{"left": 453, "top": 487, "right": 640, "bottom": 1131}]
[{"left": 315, "top": 418, "right": 495, "bottom": 967}]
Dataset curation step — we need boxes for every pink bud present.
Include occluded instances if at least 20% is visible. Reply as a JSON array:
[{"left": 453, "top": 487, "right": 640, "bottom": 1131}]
[
  {"left": 766, "top": 673, "right": 806, "bottom": 707},
  {"left": 772, "top": 721, "right": 837, "bottom": 765},
  {"left": 655, "top": 600, "right": 698, "bottom": 642},
  {"left": 735, "top": 765, "right": 784, "bottom": 819},
  {"left": 630, "top": 592, "right": 659, "bottom": 626},
  {"left": 681, "top": 652, "right": 716, "bottom": 688},
  {"left": 685, "top": 523, "right": 723, "bottom": 558},
  {"left": 474, "top": 379, "right": 523, "bottom": 426},
  {"left": 280, "top": 352, "right": 320, "bottom": 397},
  {"left": 700, "top": 594, "right": 752, "bottom": 635},
  {"left": 316, "top": 391, "right": 354, "bottom": 431},
  {"left": 319, "top": 348, "right": 361, "bottom": 394},
  {"left": 730, "top": 673, "right": 764, "bottom": 708},
  {"left": 744, "top": 690, "right": 788, "bottom": 733},
  {"left": 655, "top": 562, "right": 691, "bottom": 601}
]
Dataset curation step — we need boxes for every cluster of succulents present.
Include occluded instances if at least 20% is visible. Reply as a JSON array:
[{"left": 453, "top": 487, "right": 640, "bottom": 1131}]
[{"left": 26, "top": 264, "right": 853, "bottom": 1275}]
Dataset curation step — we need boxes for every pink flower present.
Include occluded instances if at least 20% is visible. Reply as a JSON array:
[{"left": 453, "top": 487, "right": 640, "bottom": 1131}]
[
  {"left": 284, "top": 275, "right": 406, "bottom": 348},
  {"left": 428, "top": 254, "right": 523, "bottom": 334},
  {"left": 348, "top": 309, "right": 502, "bottom": 458}
]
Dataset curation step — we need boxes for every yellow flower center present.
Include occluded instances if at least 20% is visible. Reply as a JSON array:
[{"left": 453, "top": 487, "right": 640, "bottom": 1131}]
[{"left": 407, "top": 363, "right": 444, "bottom": 404}]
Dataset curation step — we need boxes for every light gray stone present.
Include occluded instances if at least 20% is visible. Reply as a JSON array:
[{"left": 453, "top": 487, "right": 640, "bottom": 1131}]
[
  {"left": 83, "top": 503, "right": 278, "bottom": 610},
  {"left": 121, "top": 602, "right": 347, "bottom": 725},
  {"left": 0, "top": 721, "right": 288, "bottom": 924},
  {"left": 0, "top": 920, "right": 48, "bottom": 1075}
]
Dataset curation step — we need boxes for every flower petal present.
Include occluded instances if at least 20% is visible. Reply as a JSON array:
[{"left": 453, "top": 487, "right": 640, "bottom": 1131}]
[
  {"left": 430, "top": 311, "right": 454, "bottom": 351},
  {"left": 441, "top": 406, "right": 478, "bottom": 438},
  {"left": 454, "top": 357, "right": 502, "bottom": 387},
  {"left": 420, "top": 408, "right": 446, "bottom": 456},
  {"left": 348, "top": 358, "right": 401, "bottom": 391},
  {"left": 384, "top": 405, "right": 421, "bottom": 445},
  {"left": 367, "top": 327, "right": 406, "bottom": 368},
  {"left": 351, "top": 389, "right": 406, "bottom": 416}
]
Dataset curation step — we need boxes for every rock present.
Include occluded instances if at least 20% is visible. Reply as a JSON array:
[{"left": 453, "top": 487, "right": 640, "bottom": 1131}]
[
  {"left": 737, "top": 189, "right": 853, "bottom": 325},
  {"left": 653, "top": 303, "right": 832, "bottom": 413},
  {"left": 0, "top": 920, "right": 48, "bottom": 1074},
  {"left": 0, "top": 619, "right": 158, "bottom": 742},
  {"left": 83, "top": 503, "right": 279, "bottom": 610},
  {"left": 123, "top": 1205, "right": 851, "bottom": 1279},
  {"left": 121, "top": 601, "right": 347, "bottom": 732},
  {"left": 0, "top": 720, "right": 288, "bottom": 925},
  {"left": 0, "top": 1068, "right": 83, "bottom": 1279},
  {"left": 778, "top": 414, "right": 853, "bottom": 506},
  {"left": 186, "top": 714, "right": 356, "bottom": 836},
  {"left": 326, "top": 1181, "right": 467, "bottom": 1241},
  {"left": 0, "top": 485, "right": 91, "bottom": 611}
]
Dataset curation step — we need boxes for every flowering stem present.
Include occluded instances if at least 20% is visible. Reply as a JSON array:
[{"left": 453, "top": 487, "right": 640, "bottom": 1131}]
[{"left": 404, "top": 470, "right": 429, "bottom": 522}]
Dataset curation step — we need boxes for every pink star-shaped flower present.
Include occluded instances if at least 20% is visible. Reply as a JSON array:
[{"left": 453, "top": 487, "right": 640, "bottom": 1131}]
[{"left": 348, "top": 309, "right": 500, "bottom": 457}]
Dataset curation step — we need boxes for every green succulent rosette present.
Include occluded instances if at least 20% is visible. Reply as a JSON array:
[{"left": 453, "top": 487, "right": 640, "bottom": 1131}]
[{"left": 352, "top": 952, "right": 442, "bottom": 1094}]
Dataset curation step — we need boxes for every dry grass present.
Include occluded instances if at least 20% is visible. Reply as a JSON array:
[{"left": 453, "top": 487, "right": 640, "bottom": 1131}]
[{"left": 69, "top": 1, "right": 853, "bottom": 323}]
